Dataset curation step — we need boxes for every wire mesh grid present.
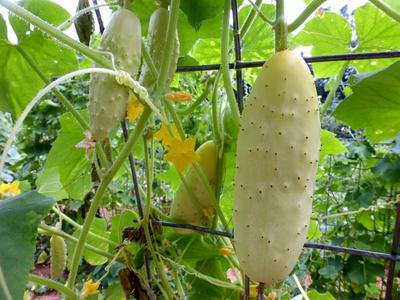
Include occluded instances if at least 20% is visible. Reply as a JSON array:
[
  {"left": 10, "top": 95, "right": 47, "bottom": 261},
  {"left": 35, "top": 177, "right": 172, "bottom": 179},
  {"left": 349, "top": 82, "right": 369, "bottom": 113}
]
[{"left": 90, "top": 1, "right": 400, "bottom": 299}]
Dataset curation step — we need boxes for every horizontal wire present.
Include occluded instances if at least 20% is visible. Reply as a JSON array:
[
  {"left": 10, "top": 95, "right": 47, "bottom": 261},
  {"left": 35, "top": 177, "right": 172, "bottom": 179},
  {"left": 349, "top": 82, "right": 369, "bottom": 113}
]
[
  {"left": 133, "top": 219, "right": 400, "bottom": 261},
  {"left": 176, "top": 50, "right": 400, "bottom": 72}
]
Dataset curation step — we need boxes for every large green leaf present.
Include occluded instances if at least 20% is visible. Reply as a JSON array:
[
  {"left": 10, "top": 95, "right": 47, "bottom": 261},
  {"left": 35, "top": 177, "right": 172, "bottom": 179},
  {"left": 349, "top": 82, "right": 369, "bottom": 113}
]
[
  {"left": 9, "top": 0, "right": 70, "bottom": 39},
  {"left": 334, "top": 61, "right": 400, "bottom": 143},
  {"left": 0, "top": 192, "right": 55, "bottom": 300},
  {"left": 0, "top": 0, "right": 77, "bottom": 117},
  {"left": 36, "top": 112, "right": 91, "bottom": 200},
  {"left": 353, "top": 3, "right": 400, "bottom": 73},
  {"left": 178, "top": 10, "right": 222, "bottom": 56},
  {"left": 239, "top": 4, "right": 275, "bottom": 62},
  {"left": 294, "top": 12, "right": 352, "bottom": 77},
  {"left": 180, "top": 0, "right": 224, "bottom": 30}
]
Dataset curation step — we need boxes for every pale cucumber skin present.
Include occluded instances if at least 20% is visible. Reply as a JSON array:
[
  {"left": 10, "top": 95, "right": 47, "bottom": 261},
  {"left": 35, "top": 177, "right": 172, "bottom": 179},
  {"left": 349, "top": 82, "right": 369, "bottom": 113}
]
[
  {"left": 170, "top": 141, "right": 217, "bottom": 234},
  {"left": 139, "top": 8, "right": 179, "bottom": 89},
  {"left": 89, "top": 9, "right": 141, "bottom": 141},
  {"left": 233, "top": 50, "right": 320, "bottom": 285},
  {"left": 50, "top": 235, "right": 67, "bottom": 279}
]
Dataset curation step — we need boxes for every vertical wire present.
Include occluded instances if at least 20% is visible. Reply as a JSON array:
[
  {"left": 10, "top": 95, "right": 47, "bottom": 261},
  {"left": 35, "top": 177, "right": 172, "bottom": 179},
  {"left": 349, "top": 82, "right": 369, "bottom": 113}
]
[
  {"left": 231, "top": 0, "right": 244, "bottom": 113},
  {"left": 385, "top": 194, "right": 400, "bottom": 300}
]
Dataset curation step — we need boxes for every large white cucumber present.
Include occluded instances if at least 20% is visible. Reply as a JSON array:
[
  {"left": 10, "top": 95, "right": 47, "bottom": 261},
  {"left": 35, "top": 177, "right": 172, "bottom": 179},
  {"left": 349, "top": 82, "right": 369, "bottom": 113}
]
[{"left": 233, "top": 50, "right": 320, "bottom": 285}]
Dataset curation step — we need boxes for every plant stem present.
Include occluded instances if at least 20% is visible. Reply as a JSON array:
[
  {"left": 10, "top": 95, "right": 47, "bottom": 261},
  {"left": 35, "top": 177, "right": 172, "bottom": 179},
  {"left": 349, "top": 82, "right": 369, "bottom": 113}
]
[
  {"left": 143, "top": 138, "right": 175, "bottom": 299},
  {"left": 274, "top": 0, "right": 288, "bottom": 52},
  {"left": 240, "top": 0, "right": 264, "bottom": 40},
  {"left": 27, "top": 274, "right": 78, "bottom": 300},
  {"left": 38, "top": 224, "right": 114, "bottom": 259},
  {"left": 221, "top": 0, "right": 241, "bottom": 127},
  {"left": 247, "top": 0, "right": 274, "bottom": 26},
  {"left": 66, "top": 108, "right": 151, "bottom": 290},
  {"left": 288, "top": 0, "right": 327, "bottom": 32},
  {"left": 211, "top": 72, "right": 222, "bottom": 143},
  {"left": 320, "top": 61, "right": 349, "bottom": 118},
  {"left": 52, "top": 208, "right": 118, "bottom": 247},
  {"left": 369, "top": 0, "right": 400, "bottom": 23},
  {"left": 0, "top": 0, "right": 112, "bottom": 69}
]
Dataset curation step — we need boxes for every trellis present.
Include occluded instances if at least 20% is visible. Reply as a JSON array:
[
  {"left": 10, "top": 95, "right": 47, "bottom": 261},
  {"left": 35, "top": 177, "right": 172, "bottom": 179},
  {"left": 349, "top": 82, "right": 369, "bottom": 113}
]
[{"left": 92, "top": 1, "right": 400, "bottom": 299}]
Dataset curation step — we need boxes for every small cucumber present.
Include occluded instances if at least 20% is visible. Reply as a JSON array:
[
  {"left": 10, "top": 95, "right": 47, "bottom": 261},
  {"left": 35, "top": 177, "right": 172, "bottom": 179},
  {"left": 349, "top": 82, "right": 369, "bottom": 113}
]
[
  {"left": 170, "top": 141, "right": 218, "bottom": 233},
  {"left": 89, "top": 9, "right": 141, "bottom": 141},
  {"left": 139, "top": 7, "right": 179, "bottom": 89}
]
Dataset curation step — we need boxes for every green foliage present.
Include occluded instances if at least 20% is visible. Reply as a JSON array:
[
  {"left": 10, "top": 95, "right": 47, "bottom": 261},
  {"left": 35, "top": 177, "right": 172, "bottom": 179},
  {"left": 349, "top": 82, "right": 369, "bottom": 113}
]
[
  {"left": 0, "top": 1, "right": 400, "bottom": 299},
  {"left": 0, "top": 0, "right": 77, "bottom": 117},
  {"left": 334, "top": 61, "right": 400, "bottom": 143},
  {"left": 36, "top": 111, "right": 91, "bottom": 200},
  {"left": 0, "top": 192, "right": 55, "bottom": 300}
]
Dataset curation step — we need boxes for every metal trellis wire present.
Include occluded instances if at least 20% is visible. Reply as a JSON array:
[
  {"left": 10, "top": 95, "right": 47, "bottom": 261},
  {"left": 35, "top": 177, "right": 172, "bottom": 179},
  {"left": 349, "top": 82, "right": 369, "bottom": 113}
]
[{"left": 90, "top": 0, "right": 400, "bottom": 299}]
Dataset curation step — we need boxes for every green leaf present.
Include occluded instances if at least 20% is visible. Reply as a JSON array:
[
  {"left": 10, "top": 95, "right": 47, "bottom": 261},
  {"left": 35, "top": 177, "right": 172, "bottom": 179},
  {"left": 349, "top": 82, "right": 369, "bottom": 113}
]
[
  {"left": 353, "top": 4, "right": 400, "bottom": 73},
  {"left": 0, "top": 0, "right": 77, "bottom": 117},
  {"left": 307, "top": 290, "right": 336, "bottom": 300},
  {"left": 186, "top": 257, "right": 228, "bottom": 300},
  {"left": 372, "top": 156, "right": 400, "bottom": 184},
  {"left": 37, "top": 112, "right": 91, "bottom": 200},
  {"left": 239, "top": 4, "right": 275, "bottom": 62},
  {"left": 191, "top": 38, "right": 221, "bottom": 64},
  {"left": 294, "top": 12, "right": 352, "bottom": 77},
  {"left": 318, "top": 258, "right": 342, "bottom": 280},
  {"left": 0, "top": 191, "right": 55, "bottom": 300},
  {"left": 320, "top": 129, "right": 348, "bottom": 163},
  {"left": 9, "top": 0, "right": 70, "bottom": 39},
  {"left": 131, "top": 0, "right": 157, "bottom": 36},
  {"left": 69, "top": 218, "right": 110, "bottom": 266},
  {"left": 334, "top": 61, "right": 400, "bottom": 143},
  {"left": 307, "top": 219, "right": 322, "bottom": 241},
  {"left": 0, "top": 14, "right": 7, "bottom": 40},
  {"left": 177, "top": 11, "right": 222, "bottom": 56},
  {"left": 180, "top": 0, "right": 224, "bottom": 30}
]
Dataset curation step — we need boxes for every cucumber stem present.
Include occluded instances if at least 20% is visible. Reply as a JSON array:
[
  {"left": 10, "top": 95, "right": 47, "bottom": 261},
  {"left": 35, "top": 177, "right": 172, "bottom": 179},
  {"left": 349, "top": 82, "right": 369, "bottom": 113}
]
[{"left": 274, "top": 0, "right": 288, "bottom": 52}]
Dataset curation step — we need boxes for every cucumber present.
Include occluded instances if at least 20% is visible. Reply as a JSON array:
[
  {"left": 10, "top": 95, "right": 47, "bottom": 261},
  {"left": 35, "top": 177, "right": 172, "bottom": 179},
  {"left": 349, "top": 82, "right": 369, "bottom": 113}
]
[
  {"left": 50, "top": 235, "right": 67, "bottom": 279},
  {"left": 139, "top": 7, "right": 179, "bottom": 89},
  {"left": 89, "top": 8, "right": 141, "bottom": 141},
  {"left": 233, "top": 50, "right": 320, "bottom": 285},
  {"left": 170, "top": 141, "right": 218, "bottom": 233},
  {"left": 74, "top": 0, "right": 94, "bottom": 46}
]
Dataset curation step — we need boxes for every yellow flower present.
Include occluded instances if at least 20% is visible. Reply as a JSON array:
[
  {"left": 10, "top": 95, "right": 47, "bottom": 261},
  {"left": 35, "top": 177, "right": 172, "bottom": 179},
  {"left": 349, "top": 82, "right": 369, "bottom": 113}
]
[
  {"left": 126, "top": 94, "right": 144, "bottom": 121},
  {"left": 165, "top": 137, "right": 200, "bottom": 172},
  {"left": 0, "top": 181, "right": 21, "bottom": 196},
  {"left": 218, "top": 247, "right": 232, "bottom": 256},
  {"left": 81, "top": 279, "right": 100, "bottom": 298},
  {"left": 166, "top": 91, "right": 192, "bottom": 102},
  {"left": 203, "top": 206, "right": 215, "bottom": 221},
  {"left": 154, "top": 123, "right": 181, "bottom": 148}
]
